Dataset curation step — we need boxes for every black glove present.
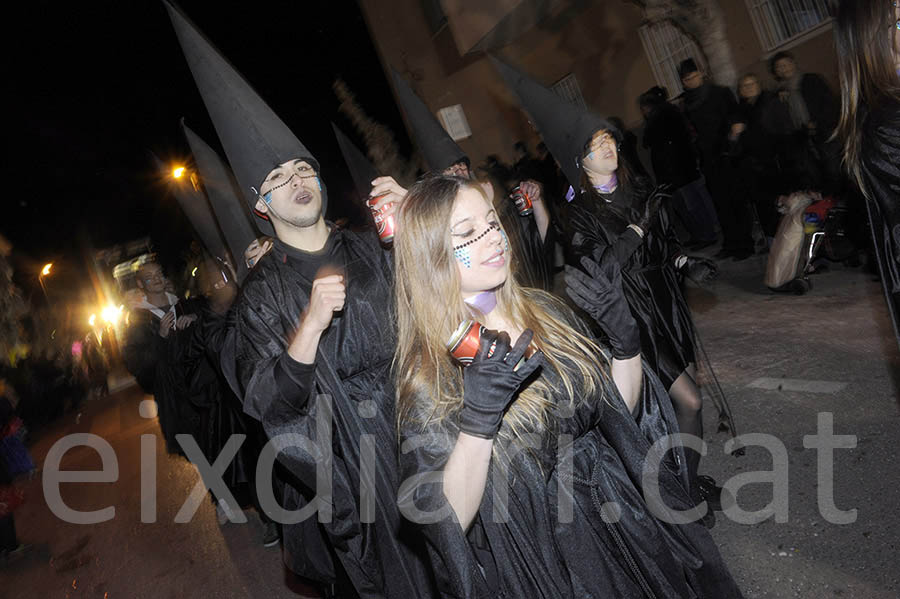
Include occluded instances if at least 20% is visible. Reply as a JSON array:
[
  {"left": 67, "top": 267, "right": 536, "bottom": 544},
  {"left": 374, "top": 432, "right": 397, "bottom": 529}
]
[
  {"left": 681, "top": 256, "right": 718, "bottom": 285},
  {"left": 459, "top": 329, "right": 544, "bottom": 439},
  {"left": 564, "top": 251, "right": 641, "bottom": 360},
  {"left": 636, "top": 185, "right": 673, "bottom": 233}
]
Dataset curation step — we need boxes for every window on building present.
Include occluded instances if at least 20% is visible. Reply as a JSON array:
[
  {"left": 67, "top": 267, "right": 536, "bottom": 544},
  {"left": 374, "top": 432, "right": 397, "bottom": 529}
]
[
  {"left": 551, "top": 74, "right": 586, "bottom": 110},
  {"left": 745, "top": 0, "right": 831, "bottom": 52},
  {"left": 638, "top": 21, "right": 708, "bottom": 98},
  {"left": 437, "top": 105, "right": 472, "bottom": 141}
]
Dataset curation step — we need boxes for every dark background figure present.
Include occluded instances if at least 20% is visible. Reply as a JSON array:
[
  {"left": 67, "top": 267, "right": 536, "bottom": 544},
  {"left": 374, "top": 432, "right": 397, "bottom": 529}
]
[
  {"left": 770, "top": 51, "right": 843, "bottom": 196},
  {"left": 832, "top": 0, "right": 900, "bottom": 349},
  {"left": 639, "top": 86, "right": 718, "bottom": 247},
  {"left": 679, "top": 58, "right": 755, "bottom": 260},
  {"left": 0, "top": 379, "right": 25, "bottom": 560},
  {"left": 122, "top": 262, "right": 201, "bottom": 455},
  {"left": 731, "top": 73, "right": 782, "bottom": 238},
  {"left": 607, "top": 115, "right": 650, "bottom": 179}
]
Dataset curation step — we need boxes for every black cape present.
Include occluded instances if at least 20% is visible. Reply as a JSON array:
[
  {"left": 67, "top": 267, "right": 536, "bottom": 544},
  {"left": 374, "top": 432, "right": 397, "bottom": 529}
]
[
  {"left": 123, "top": 299, "right": 202, "bottom": 454},
  {"left": 222, "top": 227, "right": 438, "bottom": 597},
  {"left": 563, "top": 183, "right": 696, "bottom": 389},
  {"left": 859, "top": 98, "right": 900, "bottom": 350},
  {"left": 398, "top": 294, "right": 742, "bottom": 598}
]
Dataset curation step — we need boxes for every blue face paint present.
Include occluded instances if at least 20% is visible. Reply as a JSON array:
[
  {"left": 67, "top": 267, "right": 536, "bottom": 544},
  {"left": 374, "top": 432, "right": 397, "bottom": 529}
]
[
  {"left": 454, "top": 246, "right": 472, "bottom": 269},
  {"left": 263, "top": 192, "right": 273, "bottom": 205},
  {"left": 501, "top": 229, "right": 510, "bottom": 253},
  {"left": 315, "top": 176, "right": 322, "bottom": 191}
]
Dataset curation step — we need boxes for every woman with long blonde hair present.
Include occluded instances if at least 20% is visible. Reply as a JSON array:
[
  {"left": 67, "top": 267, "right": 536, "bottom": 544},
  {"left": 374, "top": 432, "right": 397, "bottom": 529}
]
[
  {"left": 833, "top": 0, "right": 900, "bottom": 348},
  {"left": 393, "top": 174, "right": 742, "bottom": 597}
]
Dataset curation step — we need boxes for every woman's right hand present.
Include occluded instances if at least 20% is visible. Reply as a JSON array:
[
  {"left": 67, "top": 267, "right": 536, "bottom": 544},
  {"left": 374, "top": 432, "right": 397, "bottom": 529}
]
[{"left": 459, "top": 329, "right": 543, "bottom": 439}]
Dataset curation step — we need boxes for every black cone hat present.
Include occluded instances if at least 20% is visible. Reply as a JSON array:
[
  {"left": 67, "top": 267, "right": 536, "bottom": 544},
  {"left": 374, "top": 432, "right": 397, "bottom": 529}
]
[
  {"left": 489, "top": 56, "right": 614, "bottom": 191},
  {"left": 331, "top": 123, "right": 379, "bottom": 202},
  {"left": 182, "top": 120, "right": 257, "bottom": 283},
  {"left": 152, "top": 152, "right": 229, "bottom": 264},
  {"left": 164, "top": 1, "right": 325, "bottom": 237},
  {"left": 391, "top": 68, "right": 467, "bottom": 173}
]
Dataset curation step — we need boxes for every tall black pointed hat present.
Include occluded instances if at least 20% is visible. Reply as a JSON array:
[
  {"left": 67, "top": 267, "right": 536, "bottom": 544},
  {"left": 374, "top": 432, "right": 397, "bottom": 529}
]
[
  {"left": 489, "top": 56, "right": 615, "bottom": 191},
  {"left": 164, "top": 1, "right": 326, "bottom": 238},
  {"left": 331, "top": 123, "right": 379, "bottom": 202},
  {"left": 391, "top": 68, "right": 468, "bottom": 173},
  {"left": 182, "top": 120, "right": 256, "bottom": 283},
  {"left": 151, "top": 152, "right": 229, "bottom": 264}
]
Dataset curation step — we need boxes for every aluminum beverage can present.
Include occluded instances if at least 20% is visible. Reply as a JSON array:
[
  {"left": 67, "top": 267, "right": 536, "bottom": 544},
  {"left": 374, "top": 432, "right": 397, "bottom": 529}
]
[
  {"left": 446, "top": 320, "right": 537, "bottom": 368},
  {"left": 367, "top": 194, "right": 395, "bottom": 244},
  {"left": 510, "top": 185, "right": 533, "bottom": 216}
]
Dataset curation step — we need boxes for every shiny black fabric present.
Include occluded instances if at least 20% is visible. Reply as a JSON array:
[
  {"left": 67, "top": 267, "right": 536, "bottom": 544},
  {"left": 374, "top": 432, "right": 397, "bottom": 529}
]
[
  {"left": 859, "top": 98, "right": 900, "bottom": 349},
  {"left": 496, "top": 189, "right": 556, "bottom": 292},
  {"left": 222, "top": 228, "right": 438, "bottom": 598},
  {"left": 564, "top": 185, "right": 697, "bottom": 389},
  {"left": 183, "top": 302, "right": 263, "bottom": 492},
  {"left": 123, "top": 302, "right": 202, "bottom": 454},
  {"left": 398, "top": 295, "right": 742, "bottom": 598}
]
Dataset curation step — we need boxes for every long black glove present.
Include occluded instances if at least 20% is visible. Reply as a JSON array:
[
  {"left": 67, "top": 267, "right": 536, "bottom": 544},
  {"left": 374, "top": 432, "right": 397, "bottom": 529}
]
[
  {"left": 636, "top": 184, "right": 673, "bottom": 233},
  {"left": 459, "top": 329, "right": 544, "bottom": 439},
  {"left": 680, "top": 256, "right": 718, "bottom": 285},
  {"left": 565, "top": 251, "right": 641, "bottom": 360}
]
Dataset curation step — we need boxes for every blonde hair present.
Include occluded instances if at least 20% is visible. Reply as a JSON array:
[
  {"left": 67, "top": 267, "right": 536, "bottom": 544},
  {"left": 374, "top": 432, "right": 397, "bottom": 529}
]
[{"left": 393, "top": 175, "right": 609, "bottom": 448}]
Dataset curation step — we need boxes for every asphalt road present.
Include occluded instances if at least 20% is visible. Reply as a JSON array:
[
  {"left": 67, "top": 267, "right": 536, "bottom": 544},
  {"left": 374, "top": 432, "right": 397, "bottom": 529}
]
[{"left": 2, "top": 257, "right": 898, "bottom": 598}]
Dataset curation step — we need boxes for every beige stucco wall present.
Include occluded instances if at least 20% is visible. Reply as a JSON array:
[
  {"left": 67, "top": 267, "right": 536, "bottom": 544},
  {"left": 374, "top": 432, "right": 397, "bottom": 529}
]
[{"left": 359, "top": 0, "right": 839, "bottom": 170}]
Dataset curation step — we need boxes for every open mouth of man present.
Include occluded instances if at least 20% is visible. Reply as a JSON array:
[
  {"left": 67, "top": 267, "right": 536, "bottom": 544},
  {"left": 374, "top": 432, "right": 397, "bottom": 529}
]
[{"left": 293, "top": 190, "right": 313, "bottom": 205}]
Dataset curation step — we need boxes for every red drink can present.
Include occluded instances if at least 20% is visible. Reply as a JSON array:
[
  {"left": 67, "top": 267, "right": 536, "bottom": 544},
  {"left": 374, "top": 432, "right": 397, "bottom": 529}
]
[
  {"left": 367, "top": 194, "right": 395, "bottom": 244},
  {"left": 510, "top": 185, "right": 533, "bottom": 216},
  {"left": 446, "top": 320, "right": 537, "bottom": 368}
]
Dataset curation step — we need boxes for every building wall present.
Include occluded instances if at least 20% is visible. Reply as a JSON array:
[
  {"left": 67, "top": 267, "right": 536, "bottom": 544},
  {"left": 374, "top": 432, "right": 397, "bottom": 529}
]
[{"left": 359, "top": 0, "right": 839, "bottom": 170}]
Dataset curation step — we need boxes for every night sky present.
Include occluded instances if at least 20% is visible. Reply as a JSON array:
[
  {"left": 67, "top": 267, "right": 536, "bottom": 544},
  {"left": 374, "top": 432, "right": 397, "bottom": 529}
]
[{"left": 7, "top": 0, "right": 412, "bottom": 276}]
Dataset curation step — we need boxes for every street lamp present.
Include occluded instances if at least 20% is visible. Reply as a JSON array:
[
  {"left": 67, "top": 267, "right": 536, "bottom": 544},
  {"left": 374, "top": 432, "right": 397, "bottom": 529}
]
[
  {"left": 172, "top": 166, "right": 186, "bottom": 179},
  {"left": 38, "top": 262, "right": 53, "bottom": 305}
]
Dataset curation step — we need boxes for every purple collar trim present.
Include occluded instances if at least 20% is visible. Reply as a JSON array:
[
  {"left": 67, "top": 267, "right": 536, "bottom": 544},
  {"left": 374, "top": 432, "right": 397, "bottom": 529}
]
[
  {"left": 464, "top": 291, "right": 497, "bottom": 315},
  {"left": 593, "top": 173, "right": 618, "bottom": 194}
]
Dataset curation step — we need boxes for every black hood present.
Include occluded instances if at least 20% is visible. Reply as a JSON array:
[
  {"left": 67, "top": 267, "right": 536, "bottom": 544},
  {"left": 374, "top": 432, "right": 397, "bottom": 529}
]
[
  {"left": 164, "top": 1, "right": 327, "bottom": 237},
  {"left": 331, "top": 123, "right": 379, "bottom": 202},
  {"left": 391, "top": 67, "right": 468, "bottom": 173},
  {"left": 182, "top": 120, "right": 258, "bottom": 283},
  {"left": 151, "top": 151, "right": 229, "bottom": 264},
  {"left": 490, "top": 56, "right": 618, "bottom": 191}
]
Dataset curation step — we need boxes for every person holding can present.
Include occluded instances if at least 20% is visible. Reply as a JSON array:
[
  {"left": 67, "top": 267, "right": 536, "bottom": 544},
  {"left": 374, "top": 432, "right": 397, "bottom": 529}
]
[
  {"left": 392, "top": 174, "right": 742, "bottom": 598},
  {"left": 492, "top": 58, "right": 727, "bottom": 521},
  {"left": 166, "top": 4, "right": 438, "bottom": 598}
]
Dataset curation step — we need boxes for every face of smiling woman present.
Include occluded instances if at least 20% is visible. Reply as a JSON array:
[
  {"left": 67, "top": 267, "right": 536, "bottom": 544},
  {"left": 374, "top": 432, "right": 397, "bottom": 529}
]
[
  {"left": 255, "top": 159, "right": 323, "bottom": 229},
  {"left": 449, "top": 186, "right": 509, "bottom": 298}
]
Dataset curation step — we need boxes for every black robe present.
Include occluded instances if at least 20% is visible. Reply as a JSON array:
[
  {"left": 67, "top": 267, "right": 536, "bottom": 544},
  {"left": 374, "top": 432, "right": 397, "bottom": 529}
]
[
  {"left": 495, "top": 189, "right": 556, "bottom": 292},
  {"left": 859, "top": 98, "right": 900, "bottom": 349},
  {"left": 398, "top": 295, "right": 742, "bottom": 598},
  {"left": 222, "top": 228, "right": 438, "bottom": 598},
  {"left": 183, "top": 300, "right": 264, "bottom": 495},
  {"left": 563, "top": 183, "right": 697, "bottom": 389},
  {"left": 123, "top": 299, "right": 202, "bottom": 454}
]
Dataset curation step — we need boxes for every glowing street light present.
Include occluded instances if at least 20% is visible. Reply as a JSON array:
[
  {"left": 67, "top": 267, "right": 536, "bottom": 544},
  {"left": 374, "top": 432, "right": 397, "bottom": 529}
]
[
  {"left": 39, "top": 262, "right": 54, "bottom": 306},
  {"left": 41, "top": 263, "right": 53, "bottom": 276},
  {"left": 101, "top": 304, "right": 124, "bottom": 325},
  {"left": 172, "top": 166, "right": 186, "bottom": 179},
  {"left": 88, "top": 314, "right": 97, "bottom": 327}
]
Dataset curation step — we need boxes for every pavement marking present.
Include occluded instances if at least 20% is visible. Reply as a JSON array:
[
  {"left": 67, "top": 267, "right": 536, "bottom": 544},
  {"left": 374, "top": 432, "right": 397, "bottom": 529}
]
[{"left": 747, "top": 377, "right": 848, "bottom": 394}]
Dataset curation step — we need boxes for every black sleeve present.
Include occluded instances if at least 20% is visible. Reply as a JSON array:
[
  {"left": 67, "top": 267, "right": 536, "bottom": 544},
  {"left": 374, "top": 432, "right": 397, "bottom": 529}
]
[
  {"left": 397, "top": 406, "right": 491, "bottom": 598},
  {"left": 566, "top": 201, "right": 643, "bottom": 268},
  {"left": 122, "top": 313, "right": 162, "bottom": 393}
]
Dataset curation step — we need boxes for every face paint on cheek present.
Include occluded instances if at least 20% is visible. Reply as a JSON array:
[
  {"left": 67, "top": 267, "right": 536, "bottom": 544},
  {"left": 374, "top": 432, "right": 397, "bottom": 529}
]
[
  {"left": 263, "top": 192, "right": 273, "bottom": 205},
  {"left": 501, "top": 229, "right": 509, "bottom": 253},
  {"left": 315, "top": 177, "right": 322, "bottom": 191},
  {"left": 454, "top": 246, "right": 472, "bottom": 269}
]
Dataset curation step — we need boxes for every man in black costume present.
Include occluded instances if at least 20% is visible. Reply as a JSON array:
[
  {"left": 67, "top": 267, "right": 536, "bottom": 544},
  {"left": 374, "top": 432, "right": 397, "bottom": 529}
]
[
  {"left": 165, "top": 4, "right": 437, "bottom": 597},
  {"left": 122, "top": 261, "right": 200, "bottom": 455}
]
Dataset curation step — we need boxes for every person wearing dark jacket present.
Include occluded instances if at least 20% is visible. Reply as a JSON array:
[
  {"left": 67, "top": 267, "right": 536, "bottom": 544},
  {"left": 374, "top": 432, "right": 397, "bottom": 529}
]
[
  {"left": 832, "top": 0, "right": 900, "bottom": 350},
  {"left": 639, "top": 87, "right": 718, "bottom": 246},
  {"left": 771, "top": 51, "right": 843, "bottom": 194},
  {"left": 165, "top": 4, "right": 438, "bottom": 597},
  {"left": 679, "top": 58, "right": 754, "bottom": 260},
  {"left": 122, "top": 262, "right": 201, "bottom": 455},
  {"left": 732, "top": 74, "right": 782, "bottom": 237}
]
